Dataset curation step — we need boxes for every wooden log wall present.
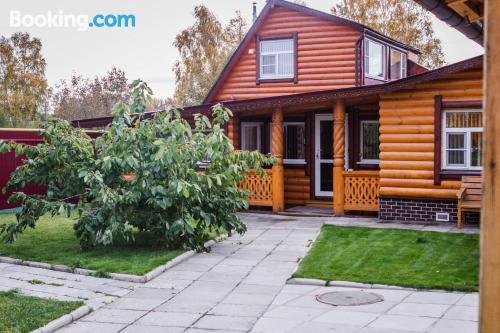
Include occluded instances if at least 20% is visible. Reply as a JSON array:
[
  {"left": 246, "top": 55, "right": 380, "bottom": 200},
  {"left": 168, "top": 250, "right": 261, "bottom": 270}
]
[
  {"left": 227, "top": 116, "right": 239, "bottom": 149},
  {"left": 379, "top": 68, "right": 483, "bottom": 199},
  {"left": 213, "top": 6, "right": 360, "bottom": 101},
  {"left": 284, "top": 167, "right": 310, "bottom": 205}
]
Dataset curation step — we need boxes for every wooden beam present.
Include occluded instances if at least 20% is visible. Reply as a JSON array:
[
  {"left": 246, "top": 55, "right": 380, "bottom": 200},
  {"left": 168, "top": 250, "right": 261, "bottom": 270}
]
[
  {"left": 480, "top": 0, "right": 500, "bottom": 331},
  {"left": 333, "top": 99, "right": 346, "bottom": 216},
  {"left": 271, "top": 107, "right": 285, "bottom": 212},
  {"left": 447, "top": 0, "right": 483, "bottom": 23}
]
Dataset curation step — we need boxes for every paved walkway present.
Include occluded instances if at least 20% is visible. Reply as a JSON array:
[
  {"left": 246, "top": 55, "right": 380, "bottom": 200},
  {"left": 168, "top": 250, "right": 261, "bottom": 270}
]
[
  {"left": 0, "top": 213, "right": 479, "bottom": 332},
  {"left": 257, "top": 284, "right": 478, "bottom": 333},
  {"left": 0, "top": 262, "right": 136, "bottom": 309}
]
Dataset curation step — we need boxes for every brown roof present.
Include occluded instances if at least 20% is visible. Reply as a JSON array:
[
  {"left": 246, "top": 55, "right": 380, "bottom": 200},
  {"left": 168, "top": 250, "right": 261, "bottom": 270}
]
[
  {"left": 413, "top": 0, "right": 483, "bottom": 45},
  {"left": 202, "top": 0, "right": 420, "bottom": 104},
  {"left": 72, "top": 55, "right": 483, "bottom": 129}
]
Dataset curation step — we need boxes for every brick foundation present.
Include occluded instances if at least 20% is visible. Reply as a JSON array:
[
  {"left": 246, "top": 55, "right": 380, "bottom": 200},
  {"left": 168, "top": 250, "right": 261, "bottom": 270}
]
[{"left": 379, "top": 197, "right": 480, "bottom": 225}]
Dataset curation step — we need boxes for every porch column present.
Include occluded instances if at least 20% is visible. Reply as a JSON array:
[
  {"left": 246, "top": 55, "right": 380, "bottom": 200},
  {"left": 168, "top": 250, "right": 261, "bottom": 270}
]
[
  {"left": 481, "top": 1, "right": 500, "bottom": 331},
  {"left": 333, "top": 100, "right": 345, "bottom": 216},
  {"left": 271, "top": 107, "right": 285, "bottom": 212}
]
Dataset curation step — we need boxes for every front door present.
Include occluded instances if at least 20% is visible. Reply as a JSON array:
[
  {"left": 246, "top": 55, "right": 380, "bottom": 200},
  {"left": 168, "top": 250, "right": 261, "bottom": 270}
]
[{"left": 315, "top": 114, "right": 334, "bottom": 197}]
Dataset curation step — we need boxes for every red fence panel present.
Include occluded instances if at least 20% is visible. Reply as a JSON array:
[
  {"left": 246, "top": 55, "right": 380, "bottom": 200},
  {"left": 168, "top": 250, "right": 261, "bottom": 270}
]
[
  {"left": 0, "top": 128, "right": 103, "bottom": 210},
  {"left": 0, "top": 129, "right": 45, "bottom": 210}
]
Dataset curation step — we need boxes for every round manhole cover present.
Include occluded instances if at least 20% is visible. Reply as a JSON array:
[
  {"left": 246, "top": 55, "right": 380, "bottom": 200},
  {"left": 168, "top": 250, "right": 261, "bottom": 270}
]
[{"left": 316, "top": 291, "right": 384, "bottom": 306}]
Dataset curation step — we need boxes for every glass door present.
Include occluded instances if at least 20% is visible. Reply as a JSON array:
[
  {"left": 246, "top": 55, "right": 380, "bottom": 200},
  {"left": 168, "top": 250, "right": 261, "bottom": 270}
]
[{"left": 315, "top": 114, "right": 334, "bottom": 197}]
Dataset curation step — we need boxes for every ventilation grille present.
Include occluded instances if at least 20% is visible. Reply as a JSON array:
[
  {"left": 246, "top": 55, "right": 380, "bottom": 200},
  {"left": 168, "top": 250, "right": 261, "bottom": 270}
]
[{"left": 436, "top": 212, "right": 450, "bottom": 222}]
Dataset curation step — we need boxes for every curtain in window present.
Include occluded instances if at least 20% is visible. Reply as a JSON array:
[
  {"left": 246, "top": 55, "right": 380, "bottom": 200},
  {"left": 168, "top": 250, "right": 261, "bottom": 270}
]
[
  {"left": 243, "top": 126, "right": 259, "bottom": 151},
  {"left": 444, "top": 110, "right": 483, "bottom": 168},
  {"left": 260, "top": 39, "right": 294, "bottom": 77},
  {"left": 362, "top": 122, "right": 380, "bottom": 160},
  {"left": 284, "top": 124, "right": 305, "bottom": 159},
  {"left": 446, "top": 133, "right": 466, "bottom": 165},
  {"left": 278, "top": 53, "right": 294, "bottom": 76},
  {"left": 470, "top": 132, "right": 482, "bottom": 167},
  {"left": 446, "top": 111, "right": 483, "bottom": 128},
  {"left": 261, "top": 39, "right": 293, "bottom": 53}
]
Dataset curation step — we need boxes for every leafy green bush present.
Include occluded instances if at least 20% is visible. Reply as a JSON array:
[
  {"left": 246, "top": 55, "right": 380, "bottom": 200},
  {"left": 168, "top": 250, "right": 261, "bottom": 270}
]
[
  {"left": 0, "top": 81, "right": 273, "bottom": 250},
  {"left": 0, "top": 113, "right": 6, "bottom": 127}
]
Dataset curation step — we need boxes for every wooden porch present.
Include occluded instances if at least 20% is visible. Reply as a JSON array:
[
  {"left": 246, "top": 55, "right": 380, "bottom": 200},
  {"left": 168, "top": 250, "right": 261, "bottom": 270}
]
[
  {"left": 239, "top": 163, "right": 380, "bottom": 214},
  {"left": 234, "top": 98, "right": 381, "bottom": 215}
]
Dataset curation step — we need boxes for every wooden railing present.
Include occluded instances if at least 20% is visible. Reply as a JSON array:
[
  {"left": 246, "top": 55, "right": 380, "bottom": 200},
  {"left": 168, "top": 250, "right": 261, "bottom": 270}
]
[
  {"left": 239, "top": 169, "right": 273, "bottom": 207},
  {"left": 343, "top": 170, "right": 380, "bottom": 212}
]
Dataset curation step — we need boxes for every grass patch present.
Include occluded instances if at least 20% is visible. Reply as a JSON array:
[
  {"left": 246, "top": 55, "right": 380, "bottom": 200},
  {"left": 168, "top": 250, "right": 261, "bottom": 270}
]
[
  {"left": 293, "top": 225, "right": 479, "bottom": 291},
  {"left": 0, "top": 290, "right": 82, "bottom": 333},
  {"left": 0, "top": 214, "right": 194, "bottom": 275}
]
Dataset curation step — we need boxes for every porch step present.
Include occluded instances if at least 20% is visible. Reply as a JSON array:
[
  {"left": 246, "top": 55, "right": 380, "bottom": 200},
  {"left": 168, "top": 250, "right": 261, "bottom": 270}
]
[
  {"left": 304, "top": 200, "right": 332, "bottom": 208},
  {"left": 278, "top": 211, "right": 334, "bottom": 218}
]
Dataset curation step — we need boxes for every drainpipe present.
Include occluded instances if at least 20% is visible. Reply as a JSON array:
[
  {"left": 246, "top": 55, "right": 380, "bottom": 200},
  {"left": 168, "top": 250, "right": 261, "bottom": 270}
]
[
  {"left": 413, "top": 0, "right": 483, "bottom": 45},
  {"left": 354, "top": 35, "right": 363, "bottom": 87},
  {"left": 252, "top": 2, "right": 257, "bottom": 22}
]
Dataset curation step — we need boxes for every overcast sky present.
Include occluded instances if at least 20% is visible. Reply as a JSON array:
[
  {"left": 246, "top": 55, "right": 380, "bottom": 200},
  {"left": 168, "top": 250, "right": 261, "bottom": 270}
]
[{"left": 0, "top": 0, "right": 484, "bottom": 99}]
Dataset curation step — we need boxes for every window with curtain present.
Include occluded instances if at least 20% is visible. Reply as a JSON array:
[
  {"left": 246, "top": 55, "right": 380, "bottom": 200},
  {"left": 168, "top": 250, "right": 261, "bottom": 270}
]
[
  {"left": 241, "top": 122, "right": 262, "bottom": 152},
  {"left": 284, "top": 123, "right": 305, "bottom": 164},
  {"left": 360, "top": 120, "right": 380, "bottom": 162},
  {"left": 443, "top": 110, "right": 483, "bottom": 169},
  {"left": 268, "top": 122, "right": 306, "bottom": 164},
  {"left": 260, "top": 38, "right": 294, "bottom": 79},
  {"left": 364, "top": 39, "right": 385, "bottom": 80},
  {"left": 390, "top": 49, "right": 407, "bottom": 80}
]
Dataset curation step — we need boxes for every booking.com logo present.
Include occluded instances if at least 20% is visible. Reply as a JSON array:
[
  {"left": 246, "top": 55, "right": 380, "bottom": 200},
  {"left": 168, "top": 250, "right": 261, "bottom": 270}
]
[{"left": 9, "top": 10, "right": 136, "bottom": 31}]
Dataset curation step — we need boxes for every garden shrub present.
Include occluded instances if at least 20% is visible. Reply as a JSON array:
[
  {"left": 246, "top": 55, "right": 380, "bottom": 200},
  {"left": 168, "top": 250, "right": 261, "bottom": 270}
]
[{"left": 0, "top": 81, "right": 273, "bottom": 250}]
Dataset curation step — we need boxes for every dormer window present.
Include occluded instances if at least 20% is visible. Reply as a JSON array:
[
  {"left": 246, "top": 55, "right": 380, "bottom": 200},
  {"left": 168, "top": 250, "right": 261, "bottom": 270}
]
[
  {"left": 257, "top": 34, "right": 297, "bottom": 83},
  {"left": 364, "top": 38, "right": 408, "bottom": 81},
  {"left": 364, "top": 39, "right": 385, "bottom": 80},
  {"left": 390, "top": 49, "right": 407, "bottom": 80}
]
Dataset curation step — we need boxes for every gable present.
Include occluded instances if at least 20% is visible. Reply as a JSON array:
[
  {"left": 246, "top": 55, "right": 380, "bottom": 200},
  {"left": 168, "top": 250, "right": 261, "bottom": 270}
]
[{"left": 207, "top": 5, "right": 362, "bottom": 103}]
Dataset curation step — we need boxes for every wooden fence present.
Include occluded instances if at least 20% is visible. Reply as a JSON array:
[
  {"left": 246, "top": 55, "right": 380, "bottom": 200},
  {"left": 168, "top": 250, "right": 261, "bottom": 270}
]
[
  {"left": 238, "top": 169, "right": 273, "bottom": 207},
  {"left": 343, "top": 170, "right": 380, "bottom": 212}
]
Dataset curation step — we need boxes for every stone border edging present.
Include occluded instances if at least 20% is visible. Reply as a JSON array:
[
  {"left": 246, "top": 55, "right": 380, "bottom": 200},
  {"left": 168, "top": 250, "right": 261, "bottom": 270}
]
[
  {"left": 30, "top": 305, "right": 91, "bottom": 333},
  {"left": 0, "top": 235, "right": 226, "bottom": 284},
  {"left": 286, "top": 277, "right": 472, "bottom": 293}
]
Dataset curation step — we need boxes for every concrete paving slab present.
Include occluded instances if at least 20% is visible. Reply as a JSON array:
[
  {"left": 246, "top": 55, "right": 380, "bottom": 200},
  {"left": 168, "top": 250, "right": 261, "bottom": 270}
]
[
  {"left": 263, "top": 305, "right": 327, "bottom": 322},
  {"left": 403, "top": 291, "right": 463, "bottom": 305},
  {"left": 313, "top": 309, "right": 379, "bottom": 326},
  {"left": 194, "top": 315, "right": 257, "bottom": 331},
  {"left": 81, "top": 309, "right": 146, "bottom": 324},
  {"left": 57, "top": 321, "right": 126, "bottom": 333},
  {"left": 137, "top": 311, "right": 201, "bottom": 327},
  {"left": 121, "top": 325, "right": 185, "bottom": 333},
  {"left": 368, "top": 314, "right": 436, "bottom": 332},
  {"left": 388, "top": 302, "right": 450, "bottom": 318},
  {"left": 443, "top": 305, "right": 479, "bottom": 321}
]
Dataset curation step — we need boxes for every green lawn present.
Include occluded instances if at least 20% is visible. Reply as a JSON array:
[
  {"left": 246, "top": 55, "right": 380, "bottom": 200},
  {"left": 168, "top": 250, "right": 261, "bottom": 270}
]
[
  {"left": 293, "top": 225, "right": 479, "bottom": 291},
  {"left": 0, "top": 290, "right": 82, "bottom": 333},
  {"left": 0, "top": 214, "right": 186, "bottom": 275}
]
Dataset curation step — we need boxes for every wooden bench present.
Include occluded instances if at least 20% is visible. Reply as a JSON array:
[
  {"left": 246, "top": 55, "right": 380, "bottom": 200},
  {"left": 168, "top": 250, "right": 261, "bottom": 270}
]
[{"left": 456, "top": 176, "right": 482, "bottom": 228}]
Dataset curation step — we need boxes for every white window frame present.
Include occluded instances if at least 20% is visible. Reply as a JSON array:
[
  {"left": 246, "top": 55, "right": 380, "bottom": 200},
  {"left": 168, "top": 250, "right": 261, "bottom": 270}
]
[
  {"left": 359, "top": 120, "right": 380, "bottom": 164},
  {"left": 259, "top": 39, "right": 295, "bottom": 80},
  {"left": 442, "top": 109, "right": 483, "bottom": 170},
  {"left": 269, "top": 122, "right": 306, "bottom": 165},
  {"left": 241, "top": 122, "right": 262, "bottom": 152},
  {"left": 390, "top": 48, "right": 407, "bottom": 80},
  {"left": 364, "top": 38, "right": 386, "bottom": 81}
]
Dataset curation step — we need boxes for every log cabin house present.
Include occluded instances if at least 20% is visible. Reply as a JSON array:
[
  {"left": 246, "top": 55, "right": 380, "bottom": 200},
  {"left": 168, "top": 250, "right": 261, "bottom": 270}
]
[{"left": 74, "top": 0, "right": 484, "bottom": 225}]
